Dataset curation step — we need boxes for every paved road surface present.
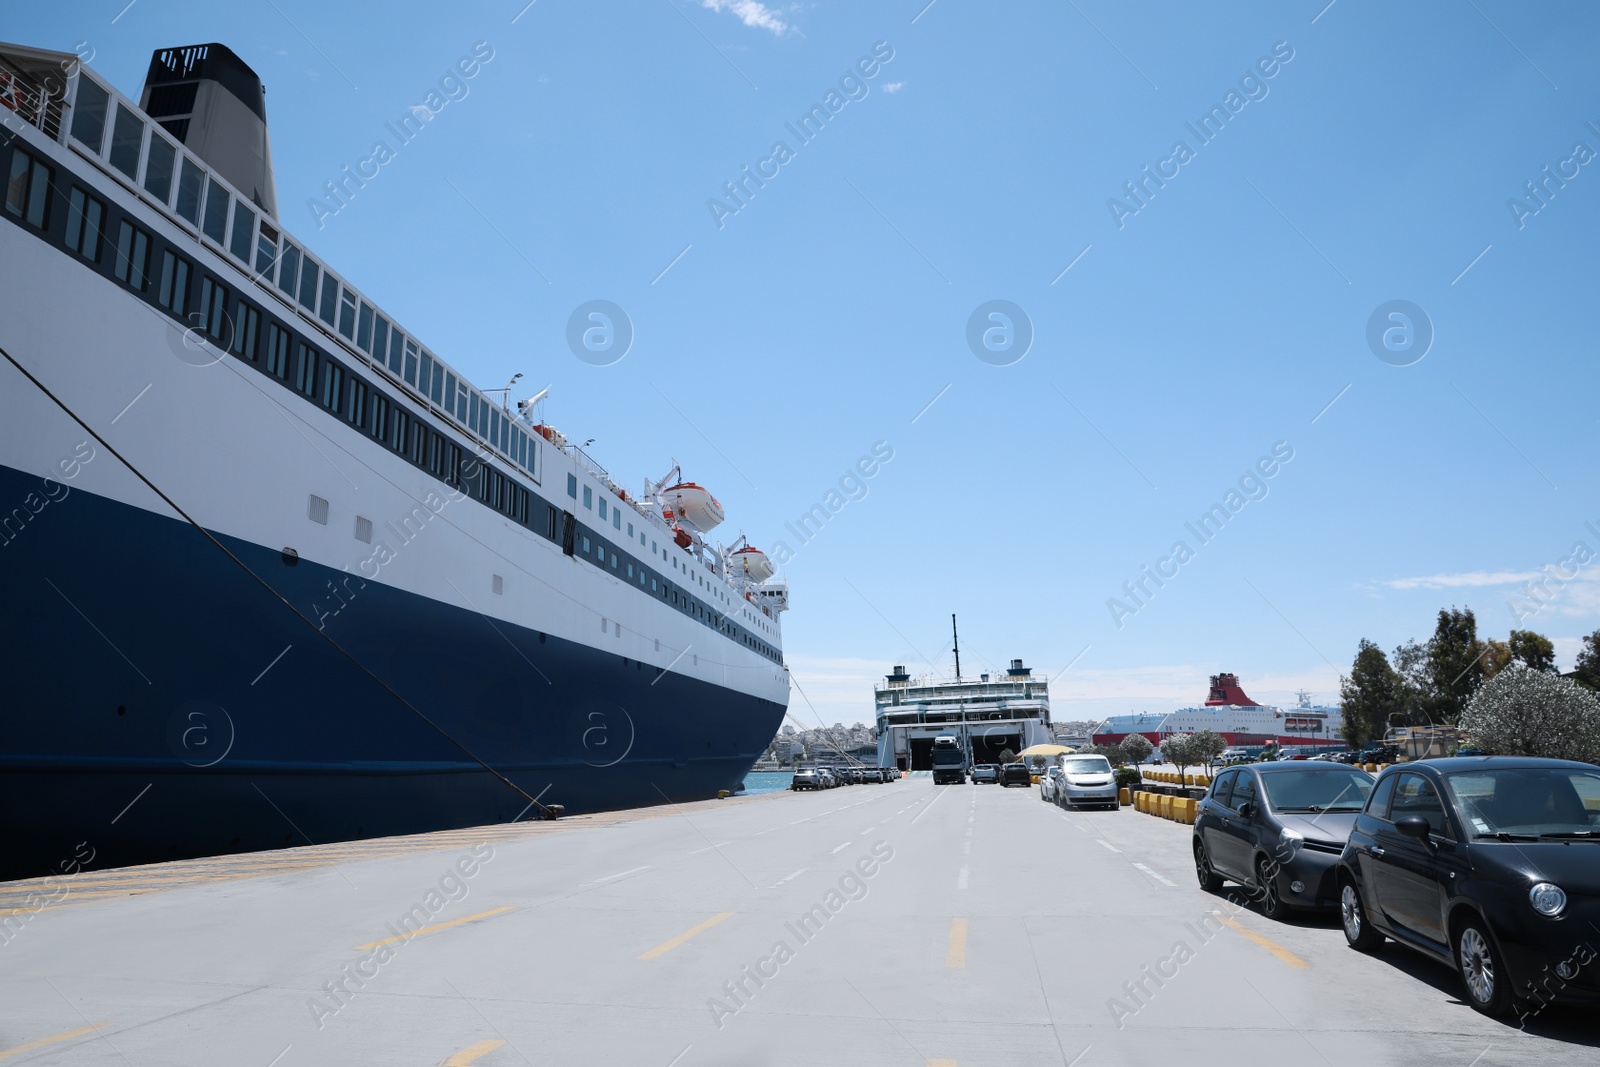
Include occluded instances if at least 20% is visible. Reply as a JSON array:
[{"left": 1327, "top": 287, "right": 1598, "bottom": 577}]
[{"left": 3, "top": 777, "right": 1597, "bottom": 1065}]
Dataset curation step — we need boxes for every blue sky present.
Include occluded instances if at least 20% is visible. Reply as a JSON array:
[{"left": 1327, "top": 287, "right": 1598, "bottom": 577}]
[{"left": 20, "top": 1, "right": 1600, "bottom": 728}]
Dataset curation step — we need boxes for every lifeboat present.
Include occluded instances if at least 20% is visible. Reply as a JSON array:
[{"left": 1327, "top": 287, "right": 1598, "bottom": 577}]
[
  {"left": 662, "top": 482, "right": 724, "bottom": 533},
  {"left": 731, "top": 545, "right": 774, "bottom": 582},
  {"left": 672, "top": 526, "right": 693, "bottom": 550}
]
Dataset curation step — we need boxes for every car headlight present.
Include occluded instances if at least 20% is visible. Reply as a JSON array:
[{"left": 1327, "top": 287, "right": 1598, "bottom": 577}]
[
  {"left": 1278, "top": 828, "right": 1304, "bottom": 857},
  {"left": 1530, "top": 882, "right": 1567, "bottom": 917}
]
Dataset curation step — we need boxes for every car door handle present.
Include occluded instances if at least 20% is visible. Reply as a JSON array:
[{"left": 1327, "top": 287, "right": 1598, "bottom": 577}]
[{"left": 1369, "top": 846, "right": 1385, "bottom": 857}]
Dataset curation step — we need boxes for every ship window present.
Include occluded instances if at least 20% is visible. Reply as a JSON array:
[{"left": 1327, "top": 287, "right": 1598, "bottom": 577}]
[
  {"left": 391, "top": 409, "right": 409, "bottom": 452},
  {"left": 490, "top": 408, "right": 501, "bottom": 450},
  {"left": 229, "top": 201, "right": 255, "bottom": 261},
  {"left": 199, "top": 277, "right": 228, "bottom": 340},
  {"left": 418, "top": 351, "right": 433, "bottom": 397},
  {"left": 627, "top": 522, "right": 634, "bottom": 538},
  {"left": 233, "top": 302, "right": 260, "bottom": 361},
  {"left": 308, "top": 495, "right": 329, "bottom": 525},
  {"left": 64, "top": 188, "right": 104, "bottom": 261},
  {"left": 613, "top": 510, "right": 621, "bottom": 530},
  {"left": 112, "top": 222, "right": 150, "bottom": 289},
  {"left": 5, "top": 151, "right": 51, "bottom": 229},
  {"left": 546, "top": 505, "right": 557, "bottom": 539},
  {"left": 583, "top": 486, "right": 592, "bottom": 510},
  {"left": 255, "top": 223, "right": 278, "bottom": 277},
  {"left": 373, "top": 317, "right": 389, "bottom": 368},
  {"left": 108, "top": 104, "right": 144, "bottom": 180},
  {"left": 493, "top": 574, "right": 504, "bottom": 595},
  {"left": 443, "top": 372, "right": 458, "bottom": 419},
  {"left": 410, "top": 421, "right": 427, "bottom": 466},
  {"left": 428, "top": 355, "right": 444, "bottom": 405},
  {"left": 319, "top": 273, "right": 338, "bottom": 326},
  {"left": 296, "top": 345, "right": 319, "bottom": 397},
  {"left": 404, "top": 340, "right": 419, "bottom": 387},
  {"left": 277, "top": 244, "right": 300, "bottom": 295},
  {"left": 387, "top": 329, "right": 404, "bottom": 376},
  {"left": 70, "top": 76, "right": 110, "bottom": 150},
  {"left": 582, "top": 536, "right": 591, "bottom": 553},
  {"left": 143, "top": 135, "right": 176, "bottom": 203},
  {"left": 338, "top": 288, "right": 356, "bottom": 339},
  {"left": 467, "top": 390, "right": 479, "bottom": 432},
  {"left": 157, "top": 250, "right": 191, "bottom": 315},
  {"left": 264, "top": 323, "right": 290, "bottom": 378},
  {"left": 202, "top": 178, "right": 229, "bottom": 243},
  {"left": 357, "top": 303, "right": 374, "bottom": 352},
  {"left": 355, "top": 516, "right": 373, "bottom": 543},
  {"left": 348, "top": 380, "right": 368, "bottom": 430},
  {"left": 428, "top": 432, "right": 445, "bottom": 476},
  {"left": 371, "top": 395, "right": 390, "bottom": 440},
  {"left": 175, "top": 156, "right": 204, "bottom": 224},
  {"left": 299, "top": 259, "right": 319, "bottom": 310},
  {"left": 598, "top": 498, "right": 607, "bottom": 521}
]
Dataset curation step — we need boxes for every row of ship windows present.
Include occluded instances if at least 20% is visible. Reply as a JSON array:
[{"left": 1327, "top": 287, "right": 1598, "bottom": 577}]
[
  {"left": 562, "top": 472, "right": 774, "bottom": 639},
  {"left": 9, "top": 138, "right": 781, "bottom": 665},
  {"left": 571, "top": 529, "right": 779, "bottom": 661},
  {"left": 62, "top": 76, "right": 531, "bottom": 481}
]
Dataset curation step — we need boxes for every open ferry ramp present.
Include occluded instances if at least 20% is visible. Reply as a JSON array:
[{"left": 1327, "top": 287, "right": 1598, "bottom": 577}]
[{"left": 2, "top": 779, "right": 1593, "bottom": 1066}]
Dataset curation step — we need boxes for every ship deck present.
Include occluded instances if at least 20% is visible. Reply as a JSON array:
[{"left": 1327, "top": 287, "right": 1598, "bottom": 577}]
[{"left": 3, "top": 781, "right": 1594, "bottom": 1066}]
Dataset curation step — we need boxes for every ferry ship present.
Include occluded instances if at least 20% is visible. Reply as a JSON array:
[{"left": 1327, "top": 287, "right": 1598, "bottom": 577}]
[
  {"left": 0, "top": 42, "right": 789, "bottom": 878},
  {"left": 1091, "top": 674, "right": 1343, "bottom": 750},
  {"left": 875, "top": 658, "right": 1053, "bottom": 770}
]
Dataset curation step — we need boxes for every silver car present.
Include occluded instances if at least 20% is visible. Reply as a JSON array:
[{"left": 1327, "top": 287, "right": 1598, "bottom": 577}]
[
  {"left": 1056, "top": 755, "right": 1120, "bottom": 810},
  {"left": 1040, "top": 765, "right": 1065, "bottom": 803}
]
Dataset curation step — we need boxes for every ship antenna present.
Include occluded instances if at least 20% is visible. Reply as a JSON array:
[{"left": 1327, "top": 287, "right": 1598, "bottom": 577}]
[{"left": 951, "top": 613, "right": 962, "bottom": 681}]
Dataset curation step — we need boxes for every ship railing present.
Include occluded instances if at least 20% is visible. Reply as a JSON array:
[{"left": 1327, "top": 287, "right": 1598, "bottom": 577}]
[{"left": 0, "top": 56, "right": 66, "bottom": 140}]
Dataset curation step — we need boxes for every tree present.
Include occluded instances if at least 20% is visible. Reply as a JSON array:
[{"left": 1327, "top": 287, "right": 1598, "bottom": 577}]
[
  {"left": 1163, "top": 734, "right": 1197, "bottom": 783},
  {"left": 1574, "top": 630, "right": 1600, "bottom": 693},
  {"left": 1090, "top": 744, "right": 1125, "bottom": 768},
  {"left": 1120, "top": 733, "right": 1153, "bottom": 767},
  {"left": 1391, "top": 638, "right": 1435, "bottom": 726},
  {"left": 1340, "top": 639, "right": 1405, "bottom": 747},
  {"left": 997, "top": 747, "right": 1016, "bottom": 765},
  {"left": 1428, "top": 607, "right": 1482, "bottom": 723},
  {"left": 1460, "top": 665, "right": 1600, "bottom": 763},
  {"left": 1189, "top": 729, "right": 1227, "bottom": 768},
  {"left": 1478, "top": 638, "right": 1512, "bottom": 681},
  {"left": 1508, "top": 629, "right": 1557, "bottom": 674}
]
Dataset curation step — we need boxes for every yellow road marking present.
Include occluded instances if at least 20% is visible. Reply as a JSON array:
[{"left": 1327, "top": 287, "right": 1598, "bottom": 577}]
[
  {"left": 637, "top": 911, "right": 735, "bottom": 959},
  {"left": 355, "top": 906, "right": 515, "bottom": 950},
  {"left": 945, "top": 917, "right": 968, "bottom": 968},
  {"left": 1216, "top": 915, "right": 1310, "bottom": 969},
  {"left": 442, "top": 1039, "right": 505, "bottom": 1065},
  {"left": 0, "top": 1023, "right": 114, "bottom": 1060}
]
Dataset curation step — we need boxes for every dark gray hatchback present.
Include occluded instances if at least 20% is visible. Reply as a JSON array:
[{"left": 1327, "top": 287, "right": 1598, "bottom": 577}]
[{"left": 1192, "top": 762, "right": 1375, "bottom": 918}]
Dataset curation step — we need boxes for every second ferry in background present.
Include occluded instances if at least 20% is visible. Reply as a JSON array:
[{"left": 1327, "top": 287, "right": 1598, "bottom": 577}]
[{"left": 0, "top": 41, "right": 789, "bottom": 879}]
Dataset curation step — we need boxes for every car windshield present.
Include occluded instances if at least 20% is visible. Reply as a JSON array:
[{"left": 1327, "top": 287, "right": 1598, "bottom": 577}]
[
  {"left": 1061, "top": 757, "right": 1111, "bottom": 776},
  {"left": 1445, "top": 769, "right": 1600, "bottom": 837},
  {"left": 1260, "top": 769, "right": 1374, "bottom": 812}
]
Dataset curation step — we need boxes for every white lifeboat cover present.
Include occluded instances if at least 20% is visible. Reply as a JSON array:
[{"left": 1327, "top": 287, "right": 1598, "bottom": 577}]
[
  {"left": 664, "top": 482, "right": 724, "bottom": 532},
  {"left": 732, "top": 546, "right": 774, "bottom": 582}
]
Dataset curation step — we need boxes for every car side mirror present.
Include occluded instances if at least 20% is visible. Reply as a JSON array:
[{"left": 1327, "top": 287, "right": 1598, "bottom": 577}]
[
  {"left": 1395, "top": 815, "right": 1433, "bottom": 844},
  {"left": 1236, "top": 800, "right": 1254, "bottom": 820}
]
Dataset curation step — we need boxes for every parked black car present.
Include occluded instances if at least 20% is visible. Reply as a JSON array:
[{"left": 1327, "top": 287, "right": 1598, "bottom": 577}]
[
  {"left": 1000, "top": 763, "right": 1033, "bottom": 788},
  {"left": 1193, "top": 761, "right": 1376, "bottom": 919},
  {"left": 1336, "top": 757, "right": 1600, "bottom": 1017}
]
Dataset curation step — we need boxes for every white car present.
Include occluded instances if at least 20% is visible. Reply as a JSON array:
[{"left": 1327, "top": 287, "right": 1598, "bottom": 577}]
[
  {"left": 1040, "top": 765, "right": 1065, "bottom": 803},
  {"left": 1054, "top": 755, "right": 1120, "bottom": 810}
]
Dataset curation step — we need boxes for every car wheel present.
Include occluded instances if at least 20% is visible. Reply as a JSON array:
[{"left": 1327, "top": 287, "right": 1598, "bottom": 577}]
[
  {"left": 1193, "top": 839, "right": 1223, "bottom": 892},
  {"left": 1456, "top": 919, "right": 1516, "bottom": 1017},
  {"left": 1340, "top": 880, "right": 1383, "bottom": 953},
  {"left": 1256, "top": 857, "right": 1287, "bottom": 920}
]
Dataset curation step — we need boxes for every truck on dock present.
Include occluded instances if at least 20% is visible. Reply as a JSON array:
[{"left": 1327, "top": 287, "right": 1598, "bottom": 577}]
[{"left": 931, "top": 735, "right": 966, "bottom": 784}]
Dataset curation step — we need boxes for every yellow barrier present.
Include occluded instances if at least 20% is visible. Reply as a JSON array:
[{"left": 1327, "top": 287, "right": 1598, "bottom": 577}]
[
  {"left": 1364, "top": 764, "right": 1377, "bottom": 772},
  {"left": 1180, "top": 798, "right": 1196, "bottom": 824},
  {"left": 1159, "top": 796, "right": 1173, "bottom": 819},
  {"left": 1119, "top": 787, "right": 1132, "bottom": 806}
]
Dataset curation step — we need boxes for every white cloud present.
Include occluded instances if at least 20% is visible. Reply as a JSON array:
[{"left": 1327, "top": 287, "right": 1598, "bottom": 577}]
[
  {"left": 883, "top": 82, "right": 905, "bottom": 93},
  {"left": 700, "top": 0, "right": 789, "bottom": 35},
  {"left": 1380, "top": 570, "right": 1539, "bottom": 590}
]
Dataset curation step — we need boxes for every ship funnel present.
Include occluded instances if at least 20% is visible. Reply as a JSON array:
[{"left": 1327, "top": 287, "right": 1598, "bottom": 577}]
[
  {"left": 1007, "top": 658, "right": 1031, "bottom": 677},
  {"left": 139, "top": 44, "right": 277, "bottom": 219}
]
